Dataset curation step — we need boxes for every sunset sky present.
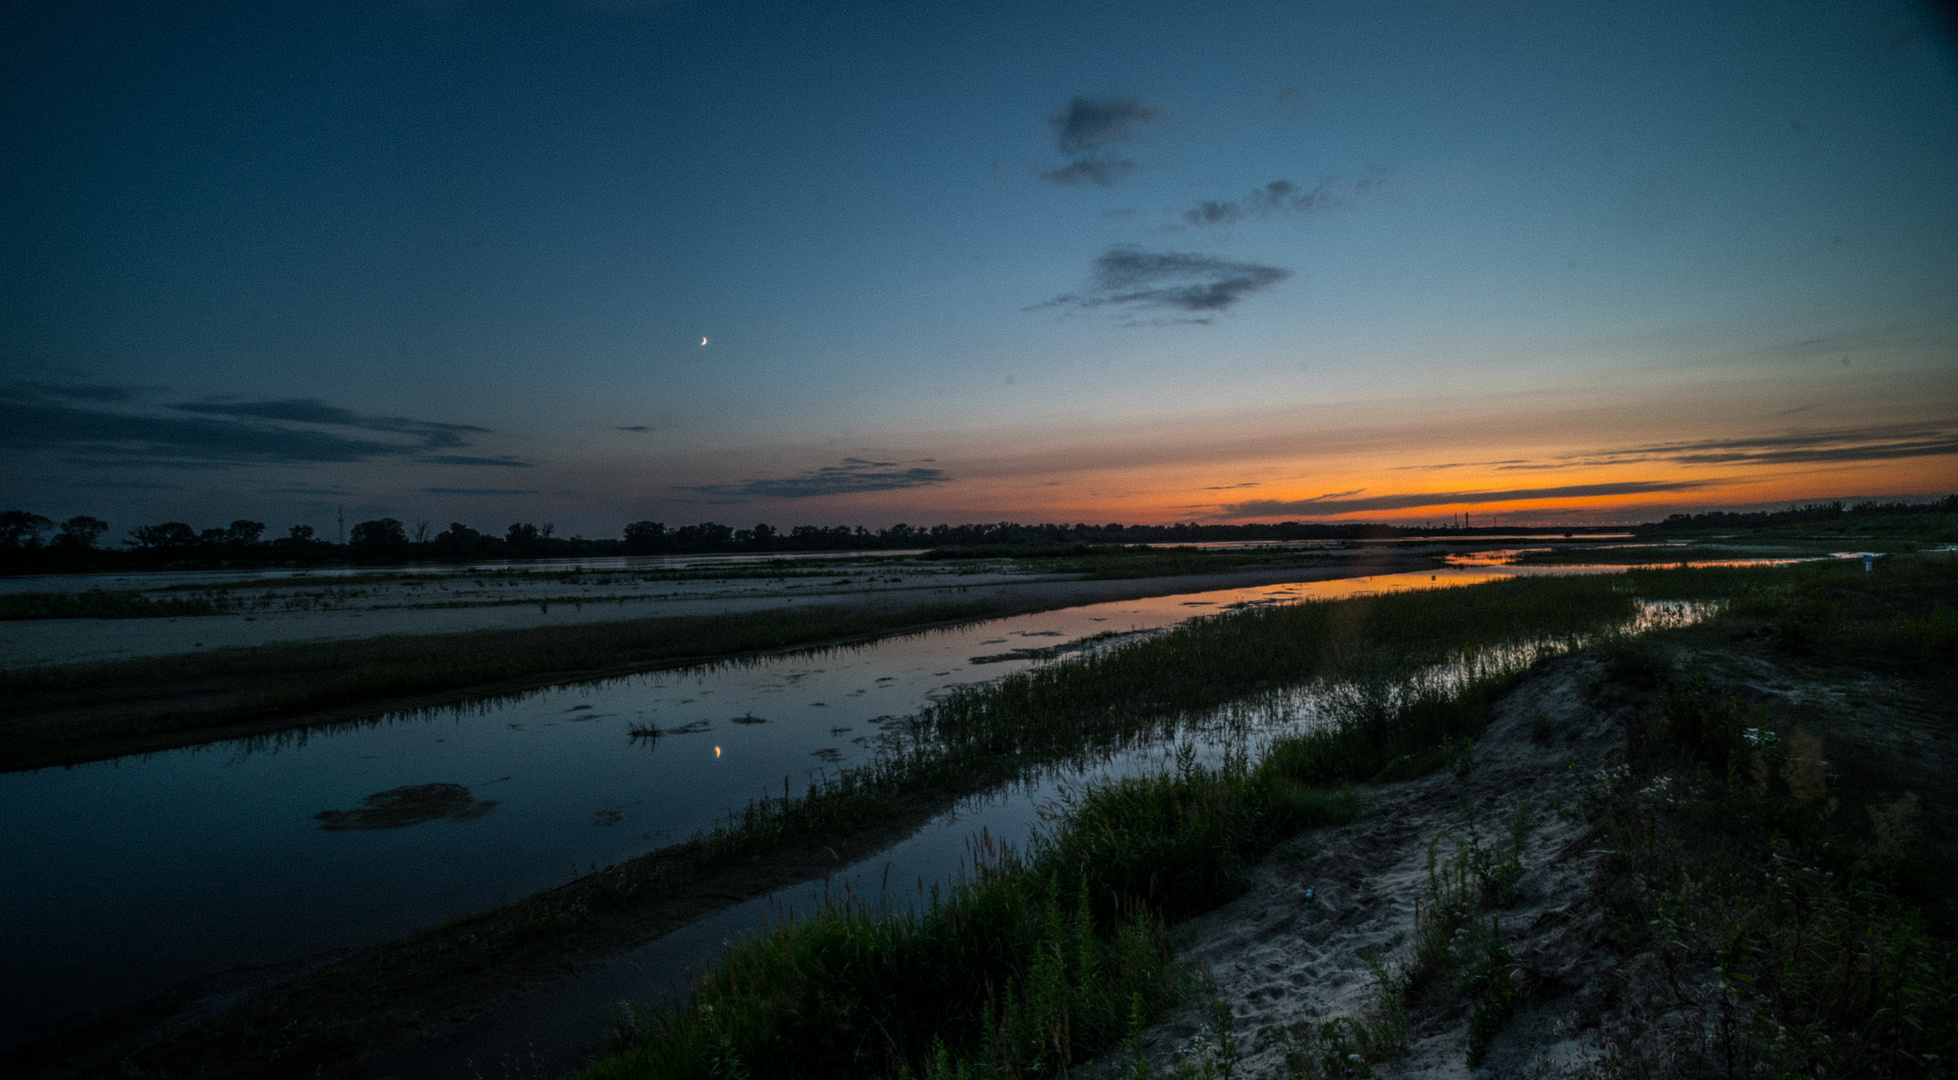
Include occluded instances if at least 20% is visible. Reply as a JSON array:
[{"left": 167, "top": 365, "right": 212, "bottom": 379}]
[{"left": 4, "top": 0, "right": 1955, "bottom": 536}]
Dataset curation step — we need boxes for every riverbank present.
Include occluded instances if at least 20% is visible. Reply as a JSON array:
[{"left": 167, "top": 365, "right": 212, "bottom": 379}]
[
  {"left": 569, "top": 555, "right": 1954, "bottom": 1079},
  {"left": 1142, "top": 560, "right": 1956, "bottom": 1078},
  {"left": 0, "top": 556, "right": 1436, "bottom": 772}
]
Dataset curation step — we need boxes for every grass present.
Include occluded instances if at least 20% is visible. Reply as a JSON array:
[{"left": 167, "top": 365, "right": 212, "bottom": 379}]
[
  {"left": 588, "top": 844, "right": 1190, "bottom": 1080},
  {"left": 911, "top": 572, "right": 1639, "bottom": 768},
  {"left": 575, "top": 574, "right": 1666, "bottom": 1080},
  {"left": 1510, "top": 545, "right": 1831, "bottom": 566},
  {"left": 580, "top": 699, "right": 1440, "bottom": 1080},
  {"left": 1584, "top": 709, "right": 1957, "bottom": 1077},
  {"left": 1565, "top": 553, "right": 1958, "bottom": 1079}
]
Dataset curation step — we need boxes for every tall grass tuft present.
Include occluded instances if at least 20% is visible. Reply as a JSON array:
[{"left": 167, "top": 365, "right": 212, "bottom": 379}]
[{"left": 587, "top": 843, "right": 1187, "bottom": 1080}]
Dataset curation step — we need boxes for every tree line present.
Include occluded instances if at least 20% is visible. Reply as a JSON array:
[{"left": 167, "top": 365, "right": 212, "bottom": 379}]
[
  {"left": 1635, "top": 496, "right": 1958, "bottom": 534},
  {"left": 0, "top": 510, "right": 1497, "bottom": 573}
]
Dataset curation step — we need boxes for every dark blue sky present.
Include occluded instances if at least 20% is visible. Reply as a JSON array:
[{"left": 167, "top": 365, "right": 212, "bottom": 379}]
[{"left": 5, "top": 0, "right": 1955, "bottom": 535}]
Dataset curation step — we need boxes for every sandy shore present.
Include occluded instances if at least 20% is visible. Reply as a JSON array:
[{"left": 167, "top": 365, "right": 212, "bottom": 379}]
[{"left": 1139, "top": 654, "right": 1624, "bottom": 1077}]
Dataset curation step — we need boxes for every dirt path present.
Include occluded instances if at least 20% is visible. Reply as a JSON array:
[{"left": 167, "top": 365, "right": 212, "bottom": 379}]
[{"left": 1142, "top": 654, "right": 1632, "bottom": 1077}]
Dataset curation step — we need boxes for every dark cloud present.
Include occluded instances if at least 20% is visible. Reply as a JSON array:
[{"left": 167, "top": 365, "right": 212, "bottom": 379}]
[
  {"left": 1030, "top": 246, "right": 1291, "bottom": 320},
  {"left": 1501, "top": 422, "right": 1958, "bottom": 472},
  {"left": 1038, "top": 159, "right": 1138, "bottom": 187},
  {"left": 0, "top": 388, "right": 531, "bottom": 468},
  {"left": 681, "top": 458, "right": 951, "bottom": 501},
  {"left": 174, "top": 398, "right": 488, "bottom": 449},
  {"left": 1051, "top": 97, "right": 1160, "bottom": 154},
  {"left": 422, "top": 488, "right": 539, "bottom": 495},
  {"left": 421, "top": 455, "right": 534, "bottom": 468},
  {"left": 1223, "top": 480, "right": 1714, "bottom": 517},
  {"left": 616, "top": 425, "right": 651, "bottom": 432},
  {"left": 1184, "top": 200, "right": 1245, "bottom": 227},
  {"left": 1608, "top": 424, "right": 1958, "bottom": 467},
  {"left": 71, "top": 457, "right": 239, "bottom": 471},
  {"left": 4, "top": 399, "right": 422, "bottom": 463},
  {"left": 1179, "top": 171, "right": 1384, "bottom": 229},
  {"left": 1038, "top": 96, "right": 1160, "bottom": 188}
]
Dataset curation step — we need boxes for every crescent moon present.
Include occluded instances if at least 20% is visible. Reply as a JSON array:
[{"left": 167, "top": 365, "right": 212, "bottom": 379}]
[{"left": 700, "top": 336, "right": 709, "bottom": 346}]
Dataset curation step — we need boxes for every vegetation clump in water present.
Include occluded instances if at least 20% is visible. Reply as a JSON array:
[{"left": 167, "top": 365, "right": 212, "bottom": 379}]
[{"left": 313, "top": 782, "right": 498, "bottom": 830}]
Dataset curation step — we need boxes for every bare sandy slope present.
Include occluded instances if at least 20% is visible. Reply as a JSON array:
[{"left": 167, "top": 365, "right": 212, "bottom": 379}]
[{"left": 1140, "top": 655, "right": 1628, "bottom": 1078}]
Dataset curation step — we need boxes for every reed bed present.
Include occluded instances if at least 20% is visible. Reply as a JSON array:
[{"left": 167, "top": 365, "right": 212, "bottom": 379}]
[{"left": 578, "top": 573, "right": 1680, "bottom": 1079}]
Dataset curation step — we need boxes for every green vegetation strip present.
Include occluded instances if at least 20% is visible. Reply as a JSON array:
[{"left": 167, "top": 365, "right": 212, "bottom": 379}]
[
  {"left": 1578, "top": 558, "right": 1957, "bottom": 1076},
  {"left": 582, "top": 637, "right": 1574, "bottom": 1076}
]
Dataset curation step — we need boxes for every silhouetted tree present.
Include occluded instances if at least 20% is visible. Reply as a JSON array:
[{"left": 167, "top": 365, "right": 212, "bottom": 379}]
[
  {"left": 673, "top": 522, "right": 733, "bottom": 550},
  {"left": 623, "top": 520, "right": 666, "bottom": 554},
  {"left": 349, "top": 518, "right": 408, "bottom": 557},
  {"left": 226, "top": 520, "right": 266, "bottom": 546},
  {"left": 53, "top": 515, "right": 109, "bottom": 551},
  {"left": 129, "top": 522, "right": 196, "bottom": 550},
  {"left": 431, "top": 522, "right": 483, "bottom": 559},
  {"left": 0, "top": 511, "right": 54, "bottom": 549}
]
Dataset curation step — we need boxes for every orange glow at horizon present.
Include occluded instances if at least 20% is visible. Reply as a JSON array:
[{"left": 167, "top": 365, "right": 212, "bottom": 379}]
[
  {"left": 605, "top": 365, "right": 1953, "bottom": 529},
  {"left": 817, "top": 448, "right": 1953, "bottom": 527}
]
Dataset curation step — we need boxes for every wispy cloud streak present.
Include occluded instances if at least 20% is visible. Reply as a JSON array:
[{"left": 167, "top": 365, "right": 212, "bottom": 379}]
[
  {"left": 1038, "top": 96, "right": 1161, "bottom": 187},
  {"left": 681, "top": 458, "right": 951, "bottom": 501},
  {"left": 1224, "top": 480, "right": 1715, "bottom": 517},
  {"left": 1482, "top": 423, "right": 1958, "bottom": 472},
  {"left": 1178, "top": 168, "right": 1387, "bottom": 228},
  {"left": 0, "top": 385, "right": 531, "bottom": 468},
  {"left": 1039, "top": 159, "right": 1138, "bottom": 187},
  {"left": 1030, "top": 247, "right": 1290, "bottom": 322}
]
